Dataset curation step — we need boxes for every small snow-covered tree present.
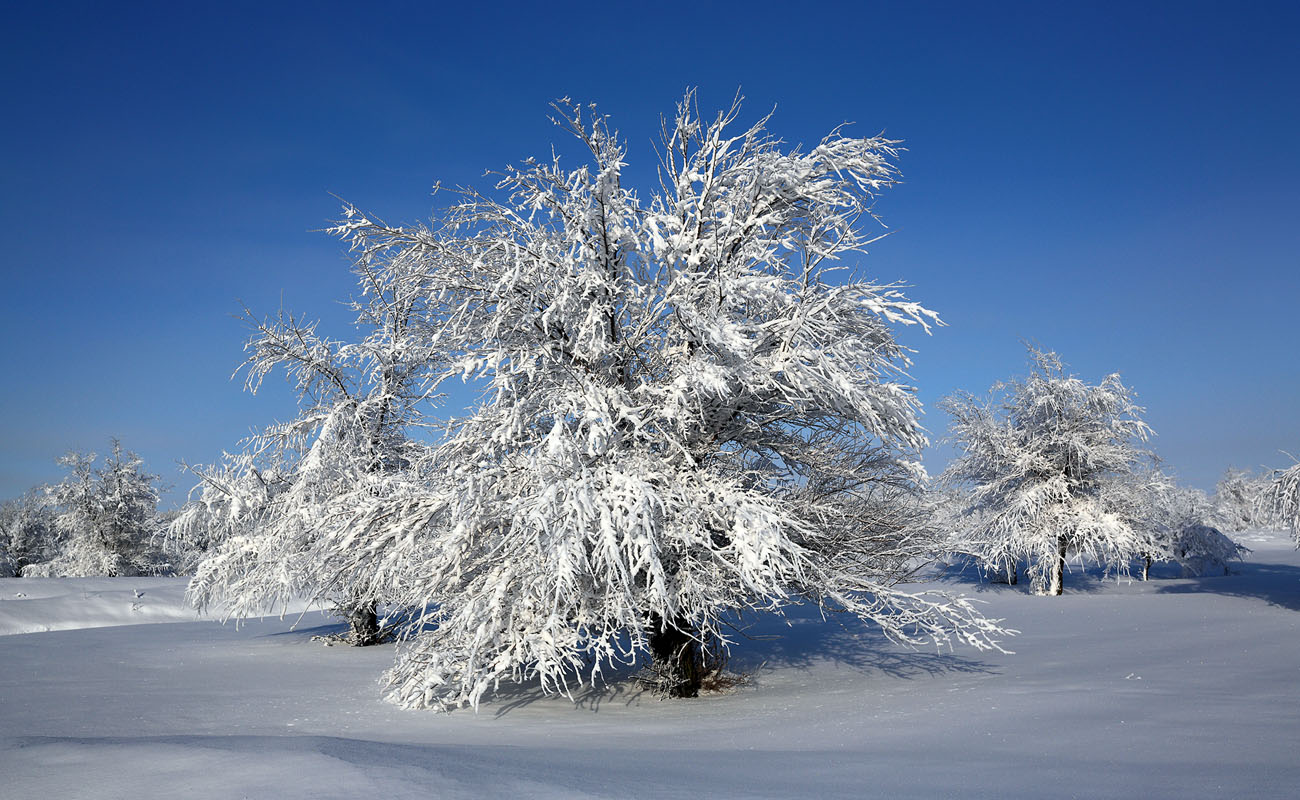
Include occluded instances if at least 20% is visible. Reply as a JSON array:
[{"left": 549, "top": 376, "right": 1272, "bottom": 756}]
[
  {"left": 97, "top": 439, "right": 168, "bottom": 573},
  {"left": 1210, "top": 467, "right": 1273, "bottom": 532},
  {"left": 1260, "top": 460, "right": 1300, "bottom": 544},
  {"left": 33, "top": 440, "right": 166, "bottom": 577},
  {"left": 176, "top": 235, "right": 443, "bottom": 645},
  {"left": 295, "top": 93, "right": 1007, "bottom": 710},
  {"left": 0, "top": 490, "right": 59, "bottom": 577},
  {"left": 941, "top": 346, "right": 1154, "bottom": 595},
  {"left": 1127, "top": 470, "right": 1246, "bottom": 578},
  {"left": 1166, "top": 522, "right": 1249, "bottom": 577}
]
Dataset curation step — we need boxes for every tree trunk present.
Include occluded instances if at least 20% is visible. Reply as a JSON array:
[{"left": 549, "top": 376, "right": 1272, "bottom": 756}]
[
  {"left": 648, "top": 614, "right": 702, "bottom": 698},
  {"left": 1006, "top": 561, "right": 1018, "bottom": 585},
  {"left": 346, "top": 601, "right": 382, "bottom": 646},
  {"left": 1141, "top": 555, "right": 1152, "bottom": 581},
  {"left": 1048, "top": 536, "right": 1066, "bottom": 596}
]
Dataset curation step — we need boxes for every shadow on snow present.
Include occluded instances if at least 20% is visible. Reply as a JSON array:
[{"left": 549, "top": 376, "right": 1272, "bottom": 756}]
[
  {"left": 1155, "top": 559, "right": 1300, "bottom": 612},
  {"left": 484, "top": 603, "right": 996, "bottom": 716}
]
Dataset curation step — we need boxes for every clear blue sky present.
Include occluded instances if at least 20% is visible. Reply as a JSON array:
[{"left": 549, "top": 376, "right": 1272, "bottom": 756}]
[{"left": 2, "top": 1, "right": 1297, "bottom": 505}]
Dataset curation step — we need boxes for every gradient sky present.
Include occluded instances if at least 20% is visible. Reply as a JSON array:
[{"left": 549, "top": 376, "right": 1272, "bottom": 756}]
[{"left": 2, "top": 1, "right": 1297, "bottom": 505}]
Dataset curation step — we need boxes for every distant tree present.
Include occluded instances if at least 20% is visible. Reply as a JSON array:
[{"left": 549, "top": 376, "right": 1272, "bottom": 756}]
[
  {"left": 1260, "top": 460, "right": 1300, "bottom": 544},
  {"left": 0, "top": 490, "right": 59, "bottom": 577},
  {"left": 300, "top": 93, "right": 1007, "bottom": 710},
  {"left": 30, "top": 440, "right": 167, "bottom": 577},
  {"left": 1127, "top": 470, "right": 1246, "bottom": 578},
  {"left": 1210, "top": 468, "right": 1274, "bottom": 532},
  {"left": 941, "top": 346, "right": 1154, "bottom": 595},
  {"left": 175, "top": 229, "right": 443, "bottom": 645}
]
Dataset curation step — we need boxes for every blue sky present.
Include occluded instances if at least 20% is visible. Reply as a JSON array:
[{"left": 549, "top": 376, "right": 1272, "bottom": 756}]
[{"left": 2, "top": 1, "right": 1296, "bottom": 504}]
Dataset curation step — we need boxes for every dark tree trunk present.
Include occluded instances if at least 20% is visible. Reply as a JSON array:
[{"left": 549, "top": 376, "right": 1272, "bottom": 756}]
[
  {"left": 346, "top": 601, "right": 382, "bottom": 646},
  {"left": 1049, "top": 535, "right": 1067, "bottom": 595},
  {"left": 1142, "top": 555, "right": 1152, "bottom": 581},
  {"left": 648, "top": 614, "right": 703, "bottom": 698},
  {"left": 1007, "top": 561, "right": 1018, "bottom": 585}
]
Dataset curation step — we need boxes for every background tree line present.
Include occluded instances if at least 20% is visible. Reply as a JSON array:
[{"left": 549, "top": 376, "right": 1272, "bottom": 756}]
[{"left": 1, "top": 438, "right": 172, "bottom": 577}]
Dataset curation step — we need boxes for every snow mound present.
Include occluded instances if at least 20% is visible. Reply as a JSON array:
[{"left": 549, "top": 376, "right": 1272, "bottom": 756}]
[
  {"left": 0, "top": 577, "right": 202, "bottom": 635},
  {"left": 0, "top": 577, "right": 319, "bottom": 636}
]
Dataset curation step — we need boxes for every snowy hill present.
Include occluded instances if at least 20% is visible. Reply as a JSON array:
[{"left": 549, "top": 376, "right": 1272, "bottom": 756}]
[
  {"left": 0, "top": 577, "right": 203, "bottom": 635},
  {"left": 1, "top": 531, "right": 1297, "bottom": 799},
  {"left": 0, "top": 577, "right": 318, "bottom": 636}
]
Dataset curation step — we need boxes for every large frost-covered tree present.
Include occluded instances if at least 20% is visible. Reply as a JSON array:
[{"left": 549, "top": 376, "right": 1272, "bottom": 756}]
[
  {"left": 292, "top": 93, "right": 1006, "bottom": 710},
  {"left": 175, "top": 231, "right": 442, "bottom": 644},
  {"left": 941, "top": 346, "right": 1153, "bottom": 595}
]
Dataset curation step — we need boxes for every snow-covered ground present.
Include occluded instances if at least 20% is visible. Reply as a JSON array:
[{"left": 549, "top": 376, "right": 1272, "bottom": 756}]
[
  {"left": 0, "top": 577, "right": 208, "bottom": 635},
  {"left": 2, "top": 532, "right": 1296, "bottom": 799}
]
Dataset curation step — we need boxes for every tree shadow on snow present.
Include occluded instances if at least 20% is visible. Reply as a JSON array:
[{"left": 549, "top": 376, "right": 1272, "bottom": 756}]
[
  {"left": 263, "top": 620, "right": 351, "bottom": 640},
  {"left": 260, "top": 607, "right": 435, "bottom": 644},
  {"left": 932, "top": 558, "right": 1119, "bottom": 595},
  {"left": 486, "top": 667, "right": 650, "bottom": 717},
  {"left": 1155, "top": 560, "right": 1300, "bottom": 612},
  {"left": 937, "top": 553, "right": 1300, "bottom": 610},
  {"left": 6, "top": 734, "right": 567, "bottom": 790},
  {"left": 721, "top": 604, "right": 995, "bottom": 681},
  {"left": 931, "top": 554, "right": 1225, "bottom": 595},
  {"left": 482, "top": 604, "right": 995, "bottom": 717}
]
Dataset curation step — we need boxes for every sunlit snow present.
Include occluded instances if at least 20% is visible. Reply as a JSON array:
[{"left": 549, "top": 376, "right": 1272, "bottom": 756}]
[{"left": 3, "top": 530, "right": 1296, "bottom": 799}]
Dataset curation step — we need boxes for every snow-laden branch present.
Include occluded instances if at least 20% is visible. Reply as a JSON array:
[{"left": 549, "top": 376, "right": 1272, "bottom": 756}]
[{"left": 1261, "top": 460, "right": 1300, "bottom": 543}]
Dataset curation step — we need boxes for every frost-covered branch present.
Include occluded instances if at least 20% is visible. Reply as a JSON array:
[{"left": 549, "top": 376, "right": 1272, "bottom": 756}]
[
  {"left": 176, "top": 214, "right": 447, "bottom": 644},
  {"left": 1260, "top": 460, "right": 1300, "bottom": 543}
]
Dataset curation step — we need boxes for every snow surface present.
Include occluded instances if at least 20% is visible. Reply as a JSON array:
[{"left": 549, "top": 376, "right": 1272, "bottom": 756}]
[
  {"left": 0, "top": 578, "right": 206, "bottom": 635},
  {"left": 1, "top": 532, "right": 1297, "bottom": 799},
  {"left": 0, "top": 577, "right": 316, "bottom": 636}
]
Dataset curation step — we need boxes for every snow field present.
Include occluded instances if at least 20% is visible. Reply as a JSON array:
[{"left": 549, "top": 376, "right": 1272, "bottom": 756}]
[
  {"left": 0, "top": 578, "right": 203, "bottom": 636},
  {"left": 0, "top": 577, "right": 318, "bottom": 636},
  {"left": 1, "top": 531, "right": 1297, "bottom": 799}
]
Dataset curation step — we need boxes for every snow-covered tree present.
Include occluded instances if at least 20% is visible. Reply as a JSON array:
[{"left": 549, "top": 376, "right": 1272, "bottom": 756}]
[
  {"left": 1260, "top": 460, "right": 1300, "bottom": 544},
  {"left": 0, "top": 490, "right": 59, "bottom": 577},
  {"left": 176, "top": 231, "right": 443, "bottom": 645},
  {"left": 941, "top": 346, "right": 1154, "bottom": 595},
  {"left": 286, "top": 93, "right": 1008, "bottom": 710},
  {"left": 1127, "top": 470, "right": 1246, "bottom": 578},
  {"left": 30, "top": 440, "right": 167, "bottom": 577},
  {"left": 1210, "top": 467, "right": 1274, "bottom": 532},
  {"left": 97, "top": 440, "right": 168, "bottom": 572}
]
